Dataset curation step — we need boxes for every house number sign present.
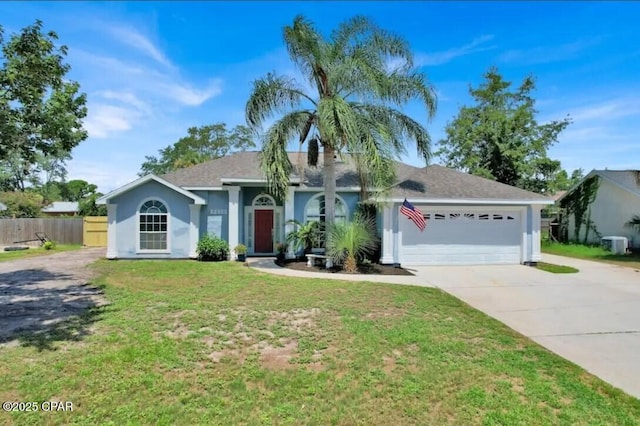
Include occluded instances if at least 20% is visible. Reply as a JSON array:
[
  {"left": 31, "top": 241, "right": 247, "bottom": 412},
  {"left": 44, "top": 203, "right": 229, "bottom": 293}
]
[{"left": 209, "top": 209, "right": 228, "bottom": 215}]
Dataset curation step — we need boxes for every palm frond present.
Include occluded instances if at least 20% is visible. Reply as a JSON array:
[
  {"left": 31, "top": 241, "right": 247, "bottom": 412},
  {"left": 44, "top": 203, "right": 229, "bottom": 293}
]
[
  {"left": 259, "top": 111, "right": 313, "bottom": 199},
  {"left": 246, "top": 73, "right": 315, "bottom": 128}
]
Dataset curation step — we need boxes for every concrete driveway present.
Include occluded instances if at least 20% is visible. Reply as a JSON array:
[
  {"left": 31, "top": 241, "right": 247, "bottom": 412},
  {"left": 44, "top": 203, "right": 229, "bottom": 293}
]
[{"left": 417, "top": 254, "right": 640, "bottom": 399}]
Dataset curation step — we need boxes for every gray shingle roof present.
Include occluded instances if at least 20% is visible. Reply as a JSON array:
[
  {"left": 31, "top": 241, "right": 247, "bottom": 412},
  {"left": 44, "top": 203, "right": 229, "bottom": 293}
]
[{"left": 161, "top": 151, "right": 550, "bottom": 201}]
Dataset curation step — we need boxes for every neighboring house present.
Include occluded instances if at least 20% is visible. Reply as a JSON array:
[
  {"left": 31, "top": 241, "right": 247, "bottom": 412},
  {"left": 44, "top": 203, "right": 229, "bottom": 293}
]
[
  {"left": 96, "top": 152, "right": 552, "bottom": 266},
  {"left": 0, "top": 201, "right": 6, "bottom": 211},
  {"left": 556, "top": 169, "right": 640, "bottom": 247},
  {"left": 42, "top": 201, "right": 80, "bottom": 216}
]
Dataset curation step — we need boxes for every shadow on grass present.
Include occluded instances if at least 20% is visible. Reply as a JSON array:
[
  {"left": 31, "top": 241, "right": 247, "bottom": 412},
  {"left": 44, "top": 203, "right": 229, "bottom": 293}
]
[{"left": 0, "top": 268, "right": 109, "bottom": 350}]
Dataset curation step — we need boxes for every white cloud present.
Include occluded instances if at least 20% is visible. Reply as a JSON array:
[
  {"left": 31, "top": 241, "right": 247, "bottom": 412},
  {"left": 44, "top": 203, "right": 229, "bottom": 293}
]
[
  {"left": 108, "top": 26, "right": 174, "bottom": 69},
  {"left": 83, "top": 104, "right": 142, "bottom": 138},
  {"left": 498, "top": 39, "right": 599, "bottom": 65},
  {"left": 415, "top": 35, "right": 495, "bottom": 66},
  {"left": 96, "top": 90, "right": 152, "bottom": 114},
  {"left": 66, "top": 159, "right": 139, "bottom": 193},
  {"left": 568, "top": 98, "right": 640, "bottom": 122},
  {"left": 162, "top": 79, "right": 224, "bottom": 106}
]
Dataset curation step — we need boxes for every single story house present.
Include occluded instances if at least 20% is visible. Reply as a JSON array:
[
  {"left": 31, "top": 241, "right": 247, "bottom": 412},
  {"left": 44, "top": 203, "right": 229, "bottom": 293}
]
[
  {"left": 556, "top": 169, "right": 640, "bottom": 247},
  {"left": 96, "top": 151, "right": 553, "bottom": 266},
  {"left": 42, "top": 201, "right": 80, "bottom": 216}
]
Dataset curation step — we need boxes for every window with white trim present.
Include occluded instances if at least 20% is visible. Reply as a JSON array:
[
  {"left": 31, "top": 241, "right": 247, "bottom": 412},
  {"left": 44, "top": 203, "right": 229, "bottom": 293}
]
[
  {"left": 304, "top": 194, "right": 348, "bottom": 224},
  {"left": 304, "top": 194, "right": 348, "bottom": 248},
  {"left": 139, "top": 200, "right": 168, "bottom": 250}
]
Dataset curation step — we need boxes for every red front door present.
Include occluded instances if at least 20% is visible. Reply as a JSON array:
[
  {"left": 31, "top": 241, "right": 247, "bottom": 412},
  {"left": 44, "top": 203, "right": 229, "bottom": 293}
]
[{"left": 254, "top": 209, "right": 274, "bottom": 253}]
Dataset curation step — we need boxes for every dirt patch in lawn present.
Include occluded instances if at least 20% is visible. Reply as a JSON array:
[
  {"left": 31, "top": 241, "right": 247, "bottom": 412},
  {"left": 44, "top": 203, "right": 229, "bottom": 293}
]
[{"left": 280, "top": 260, "right": 414, "bottom": 275}]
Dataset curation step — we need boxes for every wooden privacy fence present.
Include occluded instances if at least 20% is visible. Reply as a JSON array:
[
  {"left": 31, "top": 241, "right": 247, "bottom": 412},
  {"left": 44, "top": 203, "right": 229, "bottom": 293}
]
[
  {"left": 0, "top": 218, "right": 84, "bottom": 245},
  {"left": 83, "top": 216, "right": 108, "bottom": 247}
]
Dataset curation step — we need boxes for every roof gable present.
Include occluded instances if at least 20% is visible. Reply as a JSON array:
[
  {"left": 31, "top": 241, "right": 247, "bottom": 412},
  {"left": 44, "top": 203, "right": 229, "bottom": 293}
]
[
  {"left": 557, "top": 169, "right": 640, "bottom": 203},
  {"left": 97, "top": 174, "right": 206, "bottom": 205}
]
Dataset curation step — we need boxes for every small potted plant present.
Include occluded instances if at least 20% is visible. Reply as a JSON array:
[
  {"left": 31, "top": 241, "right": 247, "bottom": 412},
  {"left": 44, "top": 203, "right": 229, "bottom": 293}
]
[
  {"left": 275, "top": 242, "right": 288, "bottom": 263},
  {"left": 234, "top": 244, "right": 248, "bottom": 262}
]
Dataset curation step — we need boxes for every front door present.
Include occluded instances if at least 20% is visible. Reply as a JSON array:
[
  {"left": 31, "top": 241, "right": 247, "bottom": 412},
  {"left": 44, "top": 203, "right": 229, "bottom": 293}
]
[{"left": 254, "top": 209, "right": 274, "bottom": 253}]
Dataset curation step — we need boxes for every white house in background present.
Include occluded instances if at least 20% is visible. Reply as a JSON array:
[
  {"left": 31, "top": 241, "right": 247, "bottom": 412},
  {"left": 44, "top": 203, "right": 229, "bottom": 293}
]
[
  {"left": 0, "top": 201, "right": 6, "bottom": 211},
  {"left": 556, "top": 169, "right": 640, "bottom": 248},
  {"left": 97, "top": 152, "right": 553, "bottom": 266}
]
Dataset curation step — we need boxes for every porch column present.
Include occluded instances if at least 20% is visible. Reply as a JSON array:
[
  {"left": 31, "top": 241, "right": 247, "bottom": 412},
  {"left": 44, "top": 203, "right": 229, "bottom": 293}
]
[
  {"left": 531, "top": 205, "right": 542, "bottom": 262},
  {"left": 106, "top": 203, "right": 118, "bottom": 259},
  {"left": 380, "top": 205, "right": 394, "bottom": 264},
  {"left": 189, "top": 204, "right": 201, "bottom": 258},
  {"left": 284, "top": 186, "right": 296, "bottom": 259},
  {"left": 228, "top": 186, "right": 240, "bottom": 260}
]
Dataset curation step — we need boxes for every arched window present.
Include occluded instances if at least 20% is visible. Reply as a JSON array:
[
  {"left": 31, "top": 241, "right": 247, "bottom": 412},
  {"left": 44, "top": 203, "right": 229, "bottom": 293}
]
[
  {"left": 139, "top": 199, "right": 168, "bottom": 251},
  {"left": 304, "top": 194, "right": 348, "bottom": 224},
  {"left": 252, "top": 194, "right": 276, "bottom": 206}
]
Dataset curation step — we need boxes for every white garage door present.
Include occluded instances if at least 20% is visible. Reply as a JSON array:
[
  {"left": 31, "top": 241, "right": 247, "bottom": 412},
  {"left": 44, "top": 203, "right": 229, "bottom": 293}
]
[{"left": 400, "top": 209, "right": 523, "bottom": 266}]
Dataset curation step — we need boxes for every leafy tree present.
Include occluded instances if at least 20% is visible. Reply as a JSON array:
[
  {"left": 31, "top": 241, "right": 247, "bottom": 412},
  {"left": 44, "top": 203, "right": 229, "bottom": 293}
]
[
  {"left": 0, "top": 20, "right": 87, "bottom": 190},
  {"left": 552, "top": 168, "right": 584, "bottom": 193},
  {"left": 78, "top": 193, "right": 107, "bottom": 216},
  {"left": 139, "top": 123, "right": 255, "bottom": 176},
  {"left": 0, "top": 191, "right": 43, "bottom": 217},
  {"left": 58, "top": 179, "right": 99, "bottom": 202},
  {"left": 246, "top": 15, "right": 436, "bottom": 228},
  {"left": 437, "top": 68, "right": 571, "bottom": 194}
]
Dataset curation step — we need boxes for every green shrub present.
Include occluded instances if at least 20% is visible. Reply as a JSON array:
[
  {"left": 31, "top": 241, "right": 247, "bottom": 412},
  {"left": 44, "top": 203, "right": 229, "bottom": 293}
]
[
  {"left": 196, "top": 234, "right": 229, "bottom": 261},
  {"left": 43, "top": 241, "right": 56, "bottom": 250},
  {"left": 326, "top": 213, "right": 380, "bottom": 273}
]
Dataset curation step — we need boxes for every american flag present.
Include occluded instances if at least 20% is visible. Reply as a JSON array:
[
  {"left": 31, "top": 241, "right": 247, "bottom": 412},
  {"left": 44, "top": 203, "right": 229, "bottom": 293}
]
[{"left": 400, "top": 199, "right": 426, "bottom": 232}]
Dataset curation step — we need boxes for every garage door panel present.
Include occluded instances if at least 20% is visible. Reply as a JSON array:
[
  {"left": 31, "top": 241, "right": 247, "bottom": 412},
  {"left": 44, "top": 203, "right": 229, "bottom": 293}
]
[{"left": 400, "top": 208, "right": 522, "bottom": 266}]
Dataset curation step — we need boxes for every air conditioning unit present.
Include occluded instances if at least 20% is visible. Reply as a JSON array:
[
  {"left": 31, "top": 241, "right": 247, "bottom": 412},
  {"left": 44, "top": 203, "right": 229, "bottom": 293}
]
[{"left": 601, "top": 236, "right": 629, "bottom": 255}]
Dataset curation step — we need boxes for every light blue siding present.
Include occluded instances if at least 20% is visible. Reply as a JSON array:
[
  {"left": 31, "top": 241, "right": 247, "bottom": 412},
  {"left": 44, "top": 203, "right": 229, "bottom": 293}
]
[
  {"left": 193, "top": 190, "right": 229, "bottom": 241},
  {"left": 111, "top": 181, "right": 193, "bottom": 258}
]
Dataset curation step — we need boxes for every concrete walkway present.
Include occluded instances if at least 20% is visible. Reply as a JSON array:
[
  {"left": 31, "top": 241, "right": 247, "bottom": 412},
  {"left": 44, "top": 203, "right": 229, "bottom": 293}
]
[{"left": 249, "top": 255, "right": 640, "bottom": 399}]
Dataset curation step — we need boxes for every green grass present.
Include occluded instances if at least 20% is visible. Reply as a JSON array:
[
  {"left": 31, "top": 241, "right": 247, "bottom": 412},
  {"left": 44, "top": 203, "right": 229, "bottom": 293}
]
[
  {"left": 1, "top": 260, "right": 639, "bottom": 425},
  {"left": 535, "top": 262, "right": 579, "bottom": 274},
  {"left": 542, "top": 240, "right": 640, "bottom": 269},
  {"left": 0, "top": 244, "right": 83, "bottom": 262}
]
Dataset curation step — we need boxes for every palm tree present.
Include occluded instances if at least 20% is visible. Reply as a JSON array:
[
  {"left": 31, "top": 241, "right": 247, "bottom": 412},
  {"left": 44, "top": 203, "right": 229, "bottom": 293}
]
[
  {"left": 246, "top": 15, "right": 436, "bottom": 228},
  {"left": 326, "top": 213, "right": 379, "bottom": 273},
  {"left": 626, "top": 215, "right": 640, "bottom": 233}
]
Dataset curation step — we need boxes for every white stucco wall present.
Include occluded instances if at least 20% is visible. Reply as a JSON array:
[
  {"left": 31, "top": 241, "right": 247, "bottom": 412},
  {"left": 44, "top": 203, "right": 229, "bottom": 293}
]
[{"left": 567, "top": 179, "right": 640, "bottom": 247}]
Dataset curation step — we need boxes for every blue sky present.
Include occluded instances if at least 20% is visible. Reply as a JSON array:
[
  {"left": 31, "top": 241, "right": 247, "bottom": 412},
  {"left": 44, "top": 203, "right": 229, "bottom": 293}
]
[{"left": 1, "top": 1, "right": 639, "bottom": 193}]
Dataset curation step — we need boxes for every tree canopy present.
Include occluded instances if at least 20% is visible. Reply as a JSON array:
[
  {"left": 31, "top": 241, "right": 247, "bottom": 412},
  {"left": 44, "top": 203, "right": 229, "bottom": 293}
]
[
  {"left": 436, "top": 68, "right": 571, "bottom": 194},
  {"left": 246, "top": 15, "right": 436, "bottom": 226},
  {"left": 139, "top": 123, "right": 255, "bottom": 176},
  {"left": 0, "top": 20, "right": 87, "bottom": 191}
]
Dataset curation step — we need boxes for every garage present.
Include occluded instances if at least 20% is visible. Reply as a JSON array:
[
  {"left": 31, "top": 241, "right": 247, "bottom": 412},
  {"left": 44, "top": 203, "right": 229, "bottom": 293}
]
[{"left": 399, "top": 207, "right": 524, "bottom": 266}]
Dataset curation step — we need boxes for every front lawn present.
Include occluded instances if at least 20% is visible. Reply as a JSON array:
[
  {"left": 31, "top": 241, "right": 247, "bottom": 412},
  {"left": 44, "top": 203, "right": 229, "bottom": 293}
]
[
  {"left": 542, "top": 241, "right": 640, "bottom": 269},
  {"left": 1, "top": 260, "right": 639, "bottom": 424},
  {"left": 0, "top": 244, "right": 83, "bottom": 262}
]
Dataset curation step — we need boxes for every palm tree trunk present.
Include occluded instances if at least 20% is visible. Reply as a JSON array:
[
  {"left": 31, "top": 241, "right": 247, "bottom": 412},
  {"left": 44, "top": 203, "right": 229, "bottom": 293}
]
[{"left": 323, "top": 145, "right": 336, "bottom": 227}]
